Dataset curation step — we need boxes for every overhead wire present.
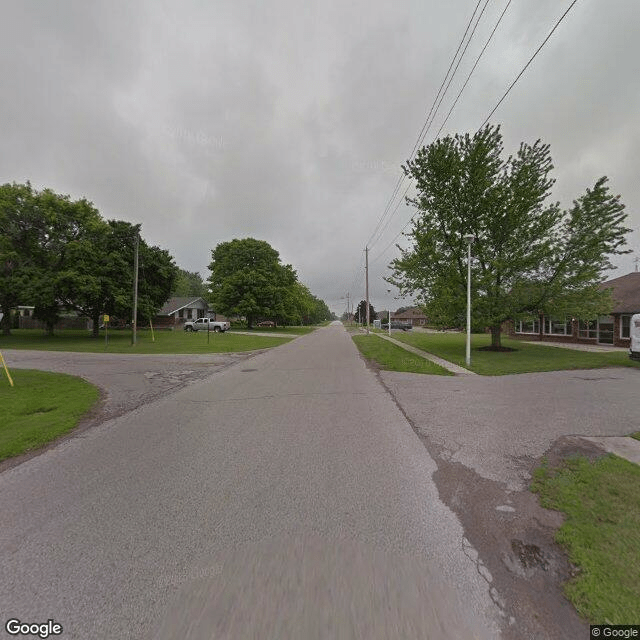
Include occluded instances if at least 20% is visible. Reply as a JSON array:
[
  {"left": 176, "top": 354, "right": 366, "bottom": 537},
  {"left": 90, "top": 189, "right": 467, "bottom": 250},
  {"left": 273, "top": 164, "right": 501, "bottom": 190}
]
[
  {"left": 372, "top": 0, "right": 579, "bottom": 266},
  {"left": 479, "top": 0, "right": 579, "bottom": 128},
  {"left": 364, "top": 0, "right": 487, "bottom": 253}
]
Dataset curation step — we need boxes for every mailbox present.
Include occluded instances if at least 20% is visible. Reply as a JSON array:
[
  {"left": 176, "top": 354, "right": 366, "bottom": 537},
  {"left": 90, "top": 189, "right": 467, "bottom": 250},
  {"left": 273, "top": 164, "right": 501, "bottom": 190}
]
[{"left": 630, "top": 313, "right": 640, "bottom": 360}]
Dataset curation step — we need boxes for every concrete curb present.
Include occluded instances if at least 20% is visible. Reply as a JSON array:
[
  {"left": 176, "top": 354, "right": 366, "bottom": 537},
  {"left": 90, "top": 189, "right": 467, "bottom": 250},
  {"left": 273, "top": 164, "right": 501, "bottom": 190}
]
[
  {"left": 370, "top": 332, "right": 478, "bottom": 376},
  {"left": 580, "top": 435, "right": 640, "bottom": 466}
]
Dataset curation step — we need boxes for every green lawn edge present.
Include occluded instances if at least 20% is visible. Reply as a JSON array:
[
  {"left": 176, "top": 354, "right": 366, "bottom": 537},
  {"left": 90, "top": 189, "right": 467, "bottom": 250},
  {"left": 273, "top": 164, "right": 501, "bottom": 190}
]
[
  {"left": 0, "top": 328, "right": 293, "bottom": 354},
  {"left": 531, "top": 454, "right": 640, "bottom": 624},
  {"left": 391, "top": 332, "right": 640, "bottom": 376},
  {"left": 352, "top": 334, "right": 452, "bottom": 376},
  {"left": 0, "top": 369, "right": 100, "bottom": 461}
]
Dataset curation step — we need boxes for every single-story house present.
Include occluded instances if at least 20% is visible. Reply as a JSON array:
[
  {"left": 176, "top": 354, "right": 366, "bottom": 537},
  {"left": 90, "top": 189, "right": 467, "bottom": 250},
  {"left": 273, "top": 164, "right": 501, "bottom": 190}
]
[
  {"left": 509, "top": 271, "right": 640, "bottom": 348},
  {"left": 391, "top": 307, "right": 429, "bottom": 327},
  {"left": 155, "top": 297, "right": 211, "bottom": 328}
]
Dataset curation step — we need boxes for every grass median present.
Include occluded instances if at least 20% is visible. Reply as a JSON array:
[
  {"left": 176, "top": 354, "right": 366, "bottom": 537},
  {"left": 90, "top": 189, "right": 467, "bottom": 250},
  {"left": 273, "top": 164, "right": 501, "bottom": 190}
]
[
  {"left": 531, "top": 454, "right": 640, "bottom": 624},
  {"left": 0, "top": 329, "right": 292, "bottom": 354},
  {"left": 0, "top": 369, "right": 100, "bottom": 461},
  {"left": 391, "top": 332, "right": 640, "bottom": 375},
  {"left": 352, "top": 334, "right": 452, "bottom": 376}
]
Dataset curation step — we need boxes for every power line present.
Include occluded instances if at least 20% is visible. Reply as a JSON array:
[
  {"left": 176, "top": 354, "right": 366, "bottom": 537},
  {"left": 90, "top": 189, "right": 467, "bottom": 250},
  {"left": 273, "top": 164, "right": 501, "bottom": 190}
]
[
  {"left": 479, "top": 0, "right": 579, "bottom": 128},
  {"left": 413, "top": 0, "right": 491, "bottom": 154},
  {"left": 435, "top": 0, "right": 514, "bottom": 140},
  {"left": 365, "top": 0, "right": 487, "bottom": 252},
  {"left": 374, "top": 0, "right": 580, "bottom": 267}
]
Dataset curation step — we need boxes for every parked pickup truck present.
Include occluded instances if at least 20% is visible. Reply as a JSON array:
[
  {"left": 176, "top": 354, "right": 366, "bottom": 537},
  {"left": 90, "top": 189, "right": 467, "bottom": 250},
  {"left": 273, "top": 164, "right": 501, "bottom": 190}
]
[{"left": 183, "top": 318, "right": 230, "bottom": 332}]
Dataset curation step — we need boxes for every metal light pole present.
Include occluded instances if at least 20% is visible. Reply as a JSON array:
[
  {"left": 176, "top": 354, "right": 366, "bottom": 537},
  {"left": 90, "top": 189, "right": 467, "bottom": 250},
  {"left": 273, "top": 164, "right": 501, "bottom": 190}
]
[{"left": 464, "top": 234, "right": 475, "bottom": 367}]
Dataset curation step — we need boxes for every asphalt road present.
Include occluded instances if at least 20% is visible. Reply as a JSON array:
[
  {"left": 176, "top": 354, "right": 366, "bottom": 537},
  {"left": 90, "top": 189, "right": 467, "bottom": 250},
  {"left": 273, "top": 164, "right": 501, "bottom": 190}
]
[{"left": 0, "top": 324, "right": 502, "bottom": 639}]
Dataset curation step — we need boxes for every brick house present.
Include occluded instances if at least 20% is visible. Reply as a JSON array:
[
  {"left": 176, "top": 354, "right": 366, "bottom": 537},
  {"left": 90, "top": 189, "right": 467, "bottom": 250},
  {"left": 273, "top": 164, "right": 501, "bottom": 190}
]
[
  {"left": 391, "top": 307, "right": 429, "bottom": 327},
  {"left": 509, "top": 271, "right": 640, "bottom": 348}
]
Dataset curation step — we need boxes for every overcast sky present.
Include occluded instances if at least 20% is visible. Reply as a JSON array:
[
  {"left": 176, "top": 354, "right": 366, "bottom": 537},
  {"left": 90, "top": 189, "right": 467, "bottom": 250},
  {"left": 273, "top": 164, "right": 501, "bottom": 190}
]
[{"left": 1, "top": 0, "right": 639, "bottom": 315}]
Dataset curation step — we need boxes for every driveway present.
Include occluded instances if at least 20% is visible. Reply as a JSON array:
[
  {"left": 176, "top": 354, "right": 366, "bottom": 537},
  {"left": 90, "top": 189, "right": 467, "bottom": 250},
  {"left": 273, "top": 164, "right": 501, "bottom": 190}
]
[
  {"left": 0, "top": 349, "right": 260, "bottom": 471},
  {"left": 378, "top": 366, "right": 640, "bottom": 640}
]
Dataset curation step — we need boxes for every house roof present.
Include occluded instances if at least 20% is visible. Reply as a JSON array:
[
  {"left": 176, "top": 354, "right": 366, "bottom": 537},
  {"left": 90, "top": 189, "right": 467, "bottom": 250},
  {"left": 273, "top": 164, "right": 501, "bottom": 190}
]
[
  {"left": 392, "top": 307, "right": 428, "bottom": 320},
  {"left": 158, "top": 297, "right": 208, "bottom": 315},
  {"left": 600, "top": 272, "right": 640, "bottom": 313}
]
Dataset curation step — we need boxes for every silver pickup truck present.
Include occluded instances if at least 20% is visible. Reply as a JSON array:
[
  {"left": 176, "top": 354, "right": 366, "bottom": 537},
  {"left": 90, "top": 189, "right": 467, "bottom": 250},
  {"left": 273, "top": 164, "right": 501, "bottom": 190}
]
[{"left": 183, "top": 318, "right": 230, "bottom": 333}]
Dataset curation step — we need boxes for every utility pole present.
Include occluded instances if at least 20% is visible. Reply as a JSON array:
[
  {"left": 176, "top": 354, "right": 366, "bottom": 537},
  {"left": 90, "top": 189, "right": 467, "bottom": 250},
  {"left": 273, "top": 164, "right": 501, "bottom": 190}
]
[
  {"left": 346, "top": 292, "right": 350, "bottom": 324},
  {"left": 365, "top": 246, "right": 370, "bottom": 335},
  {"left": 132, "top": 231, "right": 139, "bottom": 345}
]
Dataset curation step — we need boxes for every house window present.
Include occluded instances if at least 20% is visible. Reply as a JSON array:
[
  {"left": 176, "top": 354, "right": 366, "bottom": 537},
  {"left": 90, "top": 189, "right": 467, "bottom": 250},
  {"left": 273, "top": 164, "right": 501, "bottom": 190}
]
[
  {"left": 621, "top": 315, "right": 632, "bottom": 339},
  {"left": 515, "top": 317, "right": 540, "bottom": 334},
  {"left": 187, "top": 309, "right": 193, "bottom": 319},
  {"left": 544, "top": 317, "right": 569, "bottom": 335},
  {"left": 178, "top": 309, "right": 184, "bottom": 318},
  {"left": 578, "top": 319, "right": 597, "bottom": 339}
]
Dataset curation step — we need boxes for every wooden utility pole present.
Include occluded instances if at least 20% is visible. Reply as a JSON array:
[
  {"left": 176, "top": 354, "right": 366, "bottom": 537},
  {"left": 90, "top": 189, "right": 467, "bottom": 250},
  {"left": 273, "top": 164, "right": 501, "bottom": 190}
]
[{"left": 365, "top": 246, "right": 370, "bottom": 335}]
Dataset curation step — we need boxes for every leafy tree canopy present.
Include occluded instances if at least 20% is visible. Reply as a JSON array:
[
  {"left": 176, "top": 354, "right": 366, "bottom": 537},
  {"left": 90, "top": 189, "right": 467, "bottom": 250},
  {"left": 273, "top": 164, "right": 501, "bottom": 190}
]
[
  {"left": 388, "top": 125, "right": 630, "bottom": 346},
  {"left": 0, "top": 181, "right": 177, "bottom": 336},
  {"left": 207, "top": 238, "right": 331, "bottom": 328},
  {"left": 353, "top": 300, "right": 376, "bottom": 324}
]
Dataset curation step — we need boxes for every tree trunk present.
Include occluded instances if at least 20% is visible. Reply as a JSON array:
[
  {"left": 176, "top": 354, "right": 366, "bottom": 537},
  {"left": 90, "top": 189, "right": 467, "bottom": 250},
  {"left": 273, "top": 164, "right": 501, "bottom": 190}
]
[
  {"left": 490, "top": 325, "right": 502, "bottom": 348},
  {"left": 92, "top": 312, "right": 100, "bottom": 338},
  {"left": 1, "top": 304, "right": 11, "bottom": 336},
  {"left": 46, "top": 320, "right": 55, "bottom": 337}
]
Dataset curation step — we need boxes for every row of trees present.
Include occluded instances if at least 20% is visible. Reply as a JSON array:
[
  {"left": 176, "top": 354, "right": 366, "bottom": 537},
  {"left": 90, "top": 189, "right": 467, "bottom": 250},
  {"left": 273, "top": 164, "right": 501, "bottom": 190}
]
[
  {"left": 0, "top": 182, "right": 178, "bottom": 336},
  {"left": 388, "top": 124, "right": 630, "bottom": 347},
  {"left": 208, "top": 238, "right": 333, "bottom": 327}
]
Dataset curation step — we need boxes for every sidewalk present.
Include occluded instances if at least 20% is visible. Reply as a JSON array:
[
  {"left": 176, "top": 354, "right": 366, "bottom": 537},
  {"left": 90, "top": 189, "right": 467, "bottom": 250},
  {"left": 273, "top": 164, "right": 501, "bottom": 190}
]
[
  {"left": 522, "top": 340, "right": 627, "bottom": 353},
  {"left": 371, "top": 331, "right": 478, "bottom": 376}
]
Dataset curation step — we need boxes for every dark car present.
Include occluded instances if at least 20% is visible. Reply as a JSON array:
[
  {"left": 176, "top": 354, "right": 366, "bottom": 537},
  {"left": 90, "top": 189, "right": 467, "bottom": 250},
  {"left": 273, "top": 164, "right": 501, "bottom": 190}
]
[{"left": 381, "top": 322, "right": 412, "bottom": 331}]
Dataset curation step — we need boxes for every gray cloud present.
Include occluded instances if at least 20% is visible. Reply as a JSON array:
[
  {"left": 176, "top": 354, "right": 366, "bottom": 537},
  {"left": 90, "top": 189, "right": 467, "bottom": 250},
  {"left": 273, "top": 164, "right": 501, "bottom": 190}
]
[{"left": 1, "top": 0, "right": 638, "bottom": 315}]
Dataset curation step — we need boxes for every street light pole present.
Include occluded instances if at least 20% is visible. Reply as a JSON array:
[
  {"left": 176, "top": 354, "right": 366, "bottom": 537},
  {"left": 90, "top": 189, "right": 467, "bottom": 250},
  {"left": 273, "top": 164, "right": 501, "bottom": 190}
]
[
  {"left": 132, "top": 231, "right": 139, "bottom": 346},
  {"left": 464, "top": 234, "right": 475, "bottom": 367}
]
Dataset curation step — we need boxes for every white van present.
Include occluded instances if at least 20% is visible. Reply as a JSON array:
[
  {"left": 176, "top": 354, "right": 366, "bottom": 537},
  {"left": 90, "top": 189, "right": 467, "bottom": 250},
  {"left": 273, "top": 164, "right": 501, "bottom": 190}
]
[{"left": 630, "top": 313, "right": 640, "bottom": 360}]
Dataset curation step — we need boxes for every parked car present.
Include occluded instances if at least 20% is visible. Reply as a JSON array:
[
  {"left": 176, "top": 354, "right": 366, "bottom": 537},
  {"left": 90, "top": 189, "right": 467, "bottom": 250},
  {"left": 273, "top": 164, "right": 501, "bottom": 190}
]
[
  {"left": 256, "top": 321, "right": 276, "bottom": 327},
  {"left": 183, "top": 318, "right": 230, "bottom": 332},
  {"left": 381, "top": 322, "right": 412, "bottom": 331}
]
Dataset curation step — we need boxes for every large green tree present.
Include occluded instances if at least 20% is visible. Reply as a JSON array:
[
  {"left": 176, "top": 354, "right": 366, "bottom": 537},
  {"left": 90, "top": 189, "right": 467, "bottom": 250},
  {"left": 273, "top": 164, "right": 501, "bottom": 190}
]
[
  {"left": 0, "top": 182, "right": 42, "bottom": 335},
  {"left": 0, "top": 182, "right": 177, "bottom": 337},
  {"left": 353, "top": 300, "right": 376, "bottom": 325},
  {"left": 208, "top": 238, "right": 297, "bottom": 329},
  {"left": 60, "top": 220, "right": 177, "bottom": 336},
  {"left": 388, "top": 125, "right": 630, "bottom": 347},
  {"left": 30, "top": 191, "right": 105, "bottom": 335}
]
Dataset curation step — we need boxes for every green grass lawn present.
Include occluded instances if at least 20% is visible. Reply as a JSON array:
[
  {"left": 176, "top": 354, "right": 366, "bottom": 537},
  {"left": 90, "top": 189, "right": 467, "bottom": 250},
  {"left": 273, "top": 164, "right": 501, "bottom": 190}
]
[
  {"left": 352, "top": 334, "right": 452, "bottom": 376},
  {"left": 531, "top": 454, "right": 640, "bottom": 624},
  {"left": 0, "top": 328, "right": 292, "bottom": 354},
  {"left": 391, "top": 332, "right": 640, "bottom": 375},
  {"left": 0, "top": 369, "right": 100, "bottom": 461}
]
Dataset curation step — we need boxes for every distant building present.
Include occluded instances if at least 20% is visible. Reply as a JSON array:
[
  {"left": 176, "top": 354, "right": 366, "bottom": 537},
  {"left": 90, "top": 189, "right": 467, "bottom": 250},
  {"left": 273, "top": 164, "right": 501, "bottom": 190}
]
[
  {"left": 510, "top": 271, "right": 640, "bottom": 348},
  {"left": 391, "top": 307, "right": 428, "bottom": 327},
  {"left": 155, "top": 297, "right": 210, "bottom": 328}
]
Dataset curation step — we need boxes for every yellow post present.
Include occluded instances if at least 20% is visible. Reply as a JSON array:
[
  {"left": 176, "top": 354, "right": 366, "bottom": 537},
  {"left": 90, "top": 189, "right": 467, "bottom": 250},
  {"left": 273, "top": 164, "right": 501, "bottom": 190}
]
[
  {"left": 149, "top": 319, "right": 155, "bottom": 342},
  {"left": 0, "top": 351, "right": 14, "bottom": 387}
]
